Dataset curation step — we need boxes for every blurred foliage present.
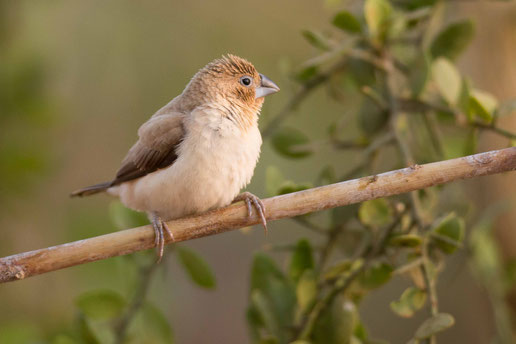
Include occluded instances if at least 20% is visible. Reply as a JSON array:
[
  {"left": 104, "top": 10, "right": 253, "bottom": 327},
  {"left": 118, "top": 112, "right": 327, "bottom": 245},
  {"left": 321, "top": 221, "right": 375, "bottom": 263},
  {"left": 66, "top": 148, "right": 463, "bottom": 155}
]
[
  {"left": 42, "top": 201, "right": 217, "bottom": 343},
  {"left": 246, "top": 0, "right": 516, "bottom": 343},
  {"left": 1, "top": 0, "right": 516, "bottom": 343},
  {"left": 0, "top": 1, "right": 54, "bottom": 202}
]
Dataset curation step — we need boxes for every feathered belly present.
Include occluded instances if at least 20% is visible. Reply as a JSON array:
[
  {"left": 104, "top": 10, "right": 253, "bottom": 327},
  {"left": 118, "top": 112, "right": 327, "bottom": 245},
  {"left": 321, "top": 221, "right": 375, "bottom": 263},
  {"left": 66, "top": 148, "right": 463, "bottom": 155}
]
[{"left": 113, "top": 127, "right": 261, "bottom": 220}]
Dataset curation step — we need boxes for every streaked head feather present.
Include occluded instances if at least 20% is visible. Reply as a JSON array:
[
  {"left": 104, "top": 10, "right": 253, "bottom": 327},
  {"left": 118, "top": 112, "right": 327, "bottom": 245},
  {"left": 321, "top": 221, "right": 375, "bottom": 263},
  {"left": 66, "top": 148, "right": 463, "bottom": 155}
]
[
  {"left": 205, "top": 54, "right": 258, "bottom": 77},
  {"left": 179, "top": 55, "right": 265, "bottom": 131}
]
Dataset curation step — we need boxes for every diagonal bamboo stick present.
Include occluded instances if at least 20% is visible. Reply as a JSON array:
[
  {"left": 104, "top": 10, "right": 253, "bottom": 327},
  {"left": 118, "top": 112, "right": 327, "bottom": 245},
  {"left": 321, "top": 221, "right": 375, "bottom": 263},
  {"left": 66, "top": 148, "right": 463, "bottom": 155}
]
[{"left": 1, "top": 147, "right": 515, "bottom": 283}]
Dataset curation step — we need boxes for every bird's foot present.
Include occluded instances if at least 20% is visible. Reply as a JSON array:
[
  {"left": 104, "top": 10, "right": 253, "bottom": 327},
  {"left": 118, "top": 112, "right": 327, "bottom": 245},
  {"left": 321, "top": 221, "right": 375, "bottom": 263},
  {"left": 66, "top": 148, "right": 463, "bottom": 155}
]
[
  {"left": 233, "top": 192, "right": 267, "bottom": 234},
  {"left": 151, "top": 214, "right": 174, "bottom": 263}
]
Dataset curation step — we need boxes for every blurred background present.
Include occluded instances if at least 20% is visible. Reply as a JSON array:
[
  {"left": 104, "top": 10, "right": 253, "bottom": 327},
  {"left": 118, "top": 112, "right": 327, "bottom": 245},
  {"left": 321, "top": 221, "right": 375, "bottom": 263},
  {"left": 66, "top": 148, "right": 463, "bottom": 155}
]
[{"left": 1, "top": 0, "right": 515, "bottom": 343}]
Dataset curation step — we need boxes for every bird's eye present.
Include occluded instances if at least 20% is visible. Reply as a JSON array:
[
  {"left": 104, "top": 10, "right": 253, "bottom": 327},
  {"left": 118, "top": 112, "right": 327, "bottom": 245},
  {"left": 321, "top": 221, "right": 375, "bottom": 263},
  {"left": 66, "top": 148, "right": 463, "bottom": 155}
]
[{"left": 240, "top": 76, "right": 253, "bottom": 87}]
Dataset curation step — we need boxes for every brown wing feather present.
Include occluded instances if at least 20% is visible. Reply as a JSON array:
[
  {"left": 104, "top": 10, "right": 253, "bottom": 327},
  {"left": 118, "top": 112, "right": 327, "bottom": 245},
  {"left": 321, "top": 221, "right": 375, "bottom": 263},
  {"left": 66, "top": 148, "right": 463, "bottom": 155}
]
[
  {"left": 70, "top": 112, "right": 184, "bottom": 197},
  {"left": 111, "top": 112, "right": 185, "bottom": 186}
]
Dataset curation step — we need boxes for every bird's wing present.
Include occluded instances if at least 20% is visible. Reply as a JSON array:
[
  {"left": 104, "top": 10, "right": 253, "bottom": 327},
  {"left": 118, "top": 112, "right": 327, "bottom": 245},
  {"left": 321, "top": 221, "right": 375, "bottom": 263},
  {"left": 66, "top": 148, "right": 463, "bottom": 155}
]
[{"left": 111, "top": 112, "right": 185, "bottom": 185}]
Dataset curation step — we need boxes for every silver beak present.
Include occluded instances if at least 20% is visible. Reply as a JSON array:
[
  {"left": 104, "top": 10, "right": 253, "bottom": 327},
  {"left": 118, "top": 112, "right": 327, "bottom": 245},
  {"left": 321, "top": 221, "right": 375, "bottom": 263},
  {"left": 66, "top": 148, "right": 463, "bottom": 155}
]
[{"left": 255, "top": 73, "right": 280, "bottom": 99}]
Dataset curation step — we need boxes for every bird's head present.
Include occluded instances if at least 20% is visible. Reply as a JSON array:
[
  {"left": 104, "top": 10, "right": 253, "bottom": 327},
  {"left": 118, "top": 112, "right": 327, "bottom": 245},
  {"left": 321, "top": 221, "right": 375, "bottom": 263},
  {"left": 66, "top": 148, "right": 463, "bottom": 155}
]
[{"left": 183, "top": 55, "right": 280, "bottom": 121}]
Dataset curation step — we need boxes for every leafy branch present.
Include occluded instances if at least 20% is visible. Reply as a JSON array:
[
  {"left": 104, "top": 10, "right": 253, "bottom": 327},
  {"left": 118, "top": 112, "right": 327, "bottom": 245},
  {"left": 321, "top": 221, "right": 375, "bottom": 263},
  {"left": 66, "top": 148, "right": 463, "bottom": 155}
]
[{"left": 248, "top": 1, "right": 516, "bottom": 343}]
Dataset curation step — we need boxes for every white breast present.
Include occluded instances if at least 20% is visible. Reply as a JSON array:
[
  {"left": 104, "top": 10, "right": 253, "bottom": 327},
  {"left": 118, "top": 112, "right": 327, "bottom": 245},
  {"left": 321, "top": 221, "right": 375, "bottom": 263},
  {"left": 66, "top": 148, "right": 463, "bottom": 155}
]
[{"left": 114, "top": 106, "right": 262, "bottom": 220}]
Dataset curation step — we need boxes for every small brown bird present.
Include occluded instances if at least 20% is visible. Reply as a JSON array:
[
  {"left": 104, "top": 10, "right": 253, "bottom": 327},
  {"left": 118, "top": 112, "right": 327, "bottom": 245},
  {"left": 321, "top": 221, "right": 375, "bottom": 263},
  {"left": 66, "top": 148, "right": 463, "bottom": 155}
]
[{"left": 71, "top": 55, "right": 279, "bottom": 261}]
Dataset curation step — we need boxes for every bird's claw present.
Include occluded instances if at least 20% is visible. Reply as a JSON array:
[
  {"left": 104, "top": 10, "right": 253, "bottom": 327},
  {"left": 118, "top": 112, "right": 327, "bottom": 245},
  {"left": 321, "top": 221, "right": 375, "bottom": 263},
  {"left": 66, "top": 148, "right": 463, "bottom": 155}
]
[
  {"left": 234, "top": 192, "right": 268, "bottom": 235},
  {"left": 151, "top": 214, "right": 174, "bottom": 263}
]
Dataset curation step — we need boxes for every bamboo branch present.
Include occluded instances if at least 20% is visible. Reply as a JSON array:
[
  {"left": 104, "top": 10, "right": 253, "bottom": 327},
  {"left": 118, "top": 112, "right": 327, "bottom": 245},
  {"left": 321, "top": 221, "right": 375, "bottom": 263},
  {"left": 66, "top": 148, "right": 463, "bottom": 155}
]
[{"left": 1, "top": 148, "right": 515, "bottom": 283}]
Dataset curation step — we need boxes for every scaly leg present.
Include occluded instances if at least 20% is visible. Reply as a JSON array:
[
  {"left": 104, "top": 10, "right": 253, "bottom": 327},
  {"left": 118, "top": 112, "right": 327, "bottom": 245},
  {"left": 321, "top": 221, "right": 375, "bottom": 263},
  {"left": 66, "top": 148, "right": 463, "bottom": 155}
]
[
  {"left": 151, "top": 213, "right": 174, "bottom": 263},
  {"left": 233, "top": 192, "right": 267, "bottom": 234}
]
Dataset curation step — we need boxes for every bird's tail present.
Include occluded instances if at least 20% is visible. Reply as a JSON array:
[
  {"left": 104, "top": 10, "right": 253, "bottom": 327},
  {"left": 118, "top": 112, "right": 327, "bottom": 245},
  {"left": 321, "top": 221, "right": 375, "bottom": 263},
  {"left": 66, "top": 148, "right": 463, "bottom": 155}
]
[{"left": 70, "top": 181, "right": 112, "bottom": 197}]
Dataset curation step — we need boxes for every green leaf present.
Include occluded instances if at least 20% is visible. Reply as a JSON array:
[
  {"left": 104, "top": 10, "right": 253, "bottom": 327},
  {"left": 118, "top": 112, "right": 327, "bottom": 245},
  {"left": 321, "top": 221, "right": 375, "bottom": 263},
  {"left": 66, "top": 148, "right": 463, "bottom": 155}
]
[
  {"left": 504, "top": 259, "right": 516, "bottom": 290},
  {"left": 358, "top": 199, "right": 393, "bottom": 227},
  {"left": 109, "top": 201, "right": 148, "bottom": 229},
  {"left": 296, "top": 270, "right": 317, "bottom": 313},
  {"left": 364, "top": 0, "right": 393, "bottom": 44},
  {"left": 358, "top": 99, "right": 389, "bottom": 135},
  {"left": 389, "top": 234, "right": 423, "bottom": 248},
  {"left": 390, "top": 287, "right": 427, "bottom": 318},
  {"left": 432, "top": 58, "right": 462, "bottom": 106},
  {"left": 301, "top": 30, "right": 332, "bottom": 50},
  {"left": 389, "top": 11, "right": 407, "bottom": 40},
  {"left": 469, "top": 205, "right": 508, "bottom": 279},
  {"left": 312, "top": 296, "right": 356, "bottom": 344},
  {"left": 318, "top": 165, "right": 336, "bottom": 185},
  {"left": 333, "top": 11, "right": 362, "bottom": 33},
  {"left": 271, "top": 127, "right": 312, "bottom": 159},
  {"left": 296, "top": 65, "right": 319, "bottom": 82},
  {"left": 289, "top": 239, "right": 315, "bottom": 283},
  {"left": 251, "top": 254, "right": 287, "bottom": 291},
  {"left": 331, "top": 204, "right": 359, "bottom": 227},
  {"left": 430, "top": 20, "right": 475, "bottom": 61},
  {"left": 79, "top": 317, "right": 115, "bottom": 344},
  {"left": 122, "top": 302, "right": 174, "bottom": 343},
  {"left": 259, "top": 337, "right": 280, "bottom": 344},
  {"left": 0, "top": 323, "right": 40, "bottom": 344},
  {"left": 353, "top": 321, "right": 368, "bottom": 341},
  {"left": 246, "top": 306, "right": 263, "bottom": 341},
  {"left": 458, "top": 78, "right": 472, "bottom": 119},
  {"left": 469, "top": 203, "right": 515, "bottom": 344},
  {"left": 414, "top": 313, "right": 455, "bottom": 339},
  {"left": 324, "top": 260, "right": 363, "bottom": 281},
  {"left": 409, "top": 52, "right": 431, "bottom": 97},
  {"left": 52, "top": 334, "right": 78, "bottom": 344},
  {"left": 249, "top": 254, "right": 296, "bottom": 342},
  {"left": 469, "top": 89, "right": 498, "bottom": 123},
  {"left": 443, "top": 132, "right": 474, "bottom": 159},
  {"left": 265, "top": 166, "right": 284, "bottom": 196},
  {"left": 250, "top": 290, "right": 281, "bottom": 341},
  {"left": 359, "top": 262, "right": 393, "bottom": 289},
  {"left": 139, "top": 303, "right": 174, "bottom": 343},
  {"left": 397, "top": 0, "right": 436, "bottom": 11},
  {"left": 463, "top": 127, "right": 478, "bottom": 156},
  {"left": 75, "top": 289, "right": 126, "bottom": 320},
  {"left": 177, "top": 246, "right": 216, "bottom": 289},
  {"left": 277, "top": 181, "right": 313, "bottom": 196},
  {"left": 347, "top": 57, "right": 377, "bottom": 88},
  {"left": 431, "top": 213, "right": 465, "bottom": 254}
]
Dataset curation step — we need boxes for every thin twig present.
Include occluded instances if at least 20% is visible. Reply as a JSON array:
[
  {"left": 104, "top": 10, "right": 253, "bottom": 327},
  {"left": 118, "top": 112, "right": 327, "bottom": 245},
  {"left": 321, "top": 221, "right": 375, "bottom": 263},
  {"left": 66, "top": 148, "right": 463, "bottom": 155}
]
[
  {"left": 338, "top": 131, "right": 395, "bottom": 181},
  {"left": 472, "top": 121, "right": 516, "bottom": 140},
  {"left": 292, "top": 216, "right": 328, "bottom": 235},
  {"left": 0, "top": 148, "right": 515, "bottom": 283},
  {"left": 384, "top": 54, "right": 428, "bottom": 228},
  {"left": 331, "top": 138, "right": 370, "bottom": 150},
  {"left": 398, "top": 97, "right": 516, "bottom": 141},
  {"left": 296, "top": 260, "right": 367, "bottom": 340},
  {"left": 360, "top": 85, "right": 388, "bottom": 110},
  {"left": 422, "top": 111, "right": 445, "bottom": 159},
  {"left": 262, "top": 59, "right": 348, "bottom": 138},
  {"left": 317, "top": 225, "right": 343, "bottom": 273},
  {"left": 296, "top": 206, "right": 405, "bottom": 340},
  {"left": 262, "top": 46, "right": 396, "bottom": 138},
  {"left": 420, "top": 235, "right": 439, "bottom": 344},
  {"left": 393, "top": 257, "right": 424, "bottom": 276},
  {"left": 421, "top": 236, "right": 439, "bottom": 316},
  {"left": 114, "top": 262, "right": 158, "bottom": 344}
]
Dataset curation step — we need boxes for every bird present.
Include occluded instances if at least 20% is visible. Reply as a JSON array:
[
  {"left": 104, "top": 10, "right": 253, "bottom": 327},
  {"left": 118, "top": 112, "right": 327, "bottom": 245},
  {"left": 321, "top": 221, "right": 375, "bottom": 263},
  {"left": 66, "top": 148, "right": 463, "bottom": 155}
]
[{"left": 71, "top": 54, "right": 280, "bottom": 262}]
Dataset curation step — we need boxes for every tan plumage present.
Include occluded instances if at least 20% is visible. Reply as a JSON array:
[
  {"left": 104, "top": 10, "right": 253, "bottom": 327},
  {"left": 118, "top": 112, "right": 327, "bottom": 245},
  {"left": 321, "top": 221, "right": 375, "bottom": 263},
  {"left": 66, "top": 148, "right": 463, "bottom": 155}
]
[{"left": 71, "top": 55, "right": 280, "bottom": 261}]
